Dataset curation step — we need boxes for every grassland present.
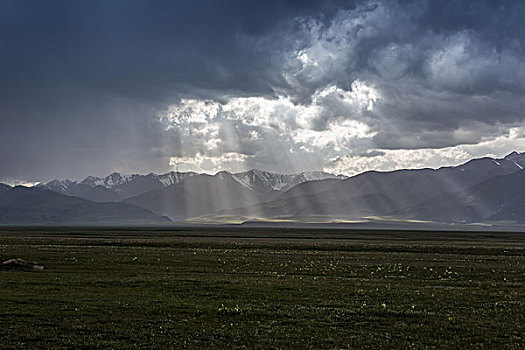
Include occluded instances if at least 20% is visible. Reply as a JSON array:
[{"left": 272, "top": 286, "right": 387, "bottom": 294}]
[{"left": 1, "top": 227, "right": 524, "bottom": 349}]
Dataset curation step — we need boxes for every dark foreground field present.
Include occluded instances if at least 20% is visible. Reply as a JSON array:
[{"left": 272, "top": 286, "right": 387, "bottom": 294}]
[{"left": 1, "top": 227, "right": 524, "bottom": 349}]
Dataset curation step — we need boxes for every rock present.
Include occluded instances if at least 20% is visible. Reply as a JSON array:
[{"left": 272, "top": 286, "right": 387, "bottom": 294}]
[{"left": 1, "top": 258, "right": 45, "bottom": 271}]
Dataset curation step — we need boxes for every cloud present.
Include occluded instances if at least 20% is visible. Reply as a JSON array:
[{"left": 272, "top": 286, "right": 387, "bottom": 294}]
[
  {"left": 1, "top": 0, "right": 525, "bottom": 181},
  {"left": 326, "top": 123, "right": 525, "bottom": 176},
  {"left": 155, "top": 0, "right": 525, "bottom": 174},
  {"left": 158, "top": 80, "right": 380, "bottom": 173}
]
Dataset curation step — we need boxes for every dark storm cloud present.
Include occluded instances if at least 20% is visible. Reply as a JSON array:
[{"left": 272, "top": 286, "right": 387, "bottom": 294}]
[
  {"left": 1, "top": 0, "right": 525, "bottom": 181},
  {"left": 255, "top": 1, "right": 525, "bottom": 100},
  {"left": 1, "top": 0, "right": 343, "bottom": 180},
  {"left": 0, "top": 0, "right": 345, "bottom": 101},
  {"left": 254, "top": 0, "right": 525, "bottom": 152}
]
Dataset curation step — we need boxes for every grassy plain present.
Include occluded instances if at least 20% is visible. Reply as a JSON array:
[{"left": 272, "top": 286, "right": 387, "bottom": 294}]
[{"left": 1, "top": 227, "right": 524, "bottom": 349}]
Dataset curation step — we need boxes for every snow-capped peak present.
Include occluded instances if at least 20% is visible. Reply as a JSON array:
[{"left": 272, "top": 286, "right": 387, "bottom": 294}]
[
  {"left": 504, "top": 151, "right": 525, "bottom": 170},
  {"left": 232, "top": 169, "right": 346, "bottom": 193},
  {"left": 80, "top": 175, "right": 105, "bottom": 187},
  {"left": 104, "top": 172, "right": 132, "bottom": 187},
  {"left": 39, "top": 179, "right": 77, "bottom": 193},
  {"left": 79, "top": 172, "right": 134, "bottom": 189},
  {"left": 157, "top": 171, "right": 197, "bottom": 186}
]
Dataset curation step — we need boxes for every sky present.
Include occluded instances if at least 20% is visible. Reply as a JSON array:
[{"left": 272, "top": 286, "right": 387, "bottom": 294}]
[{"left": 1, "top": 0, "right": 525, "bottom": 184}]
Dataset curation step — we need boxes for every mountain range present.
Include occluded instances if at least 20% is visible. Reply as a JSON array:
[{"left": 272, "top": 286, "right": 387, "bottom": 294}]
[
  {"left": 0, "top": 186, "right": 170, "bottom": 225},
  {"left": 1, "top": 152, "right": 524, "bottom": 226},
  {"left": 37, "top": 169, "right": 343, "bottom": 202},
  {"left": 221, "top": 152, "right": 525, "bottom": 224}
]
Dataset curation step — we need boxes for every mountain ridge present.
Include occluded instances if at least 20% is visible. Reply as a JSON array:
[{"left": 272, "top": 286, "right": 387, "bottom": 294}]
[
  {"left": 219, "top": 152, "right": 525, "bottom": 224},
  {"left": 38, "top": 169, "right": 345, "bottom": 202},
  {"left": 6, "top": 151, "right": 525, "bottom": 225},
  {"left": 0, "top": 186, "right": 171, "bottom": 225}
]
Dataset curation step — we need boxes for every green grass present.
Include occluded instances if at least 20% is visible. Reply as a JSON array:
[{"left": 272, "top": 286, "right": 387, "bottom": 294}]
[{"left": 1, "top": 228, "right": 524, "bottom": 349}]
